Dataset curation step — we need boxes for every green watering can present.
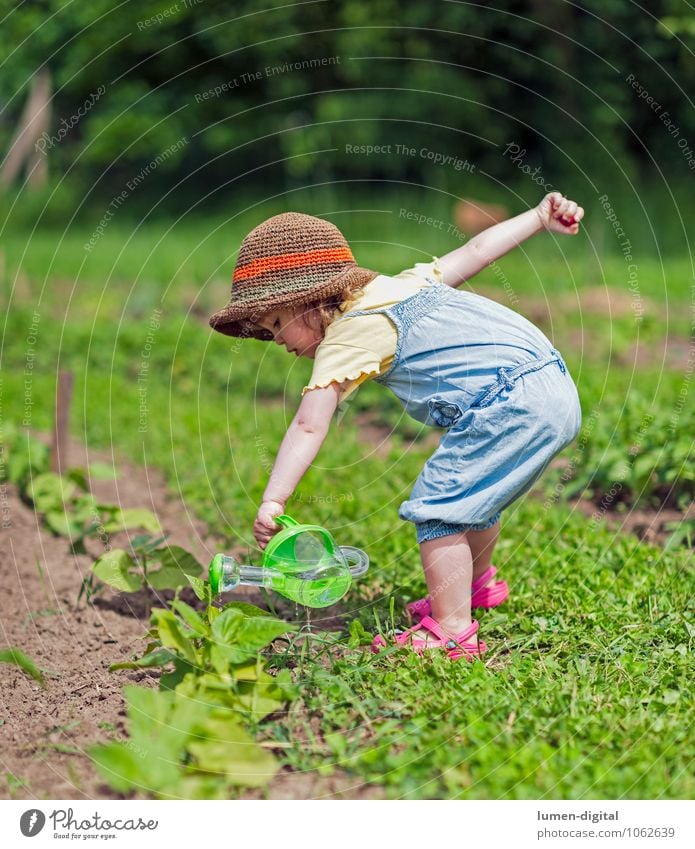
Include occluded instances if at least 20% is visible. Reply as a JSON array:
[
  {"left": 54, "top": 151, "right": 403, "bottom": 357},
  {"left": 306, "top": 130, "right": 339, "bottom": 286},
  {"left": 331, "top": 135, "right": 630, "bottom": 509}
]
[{"left": 208, "top": 514, "right": 369, "bottom": 608}]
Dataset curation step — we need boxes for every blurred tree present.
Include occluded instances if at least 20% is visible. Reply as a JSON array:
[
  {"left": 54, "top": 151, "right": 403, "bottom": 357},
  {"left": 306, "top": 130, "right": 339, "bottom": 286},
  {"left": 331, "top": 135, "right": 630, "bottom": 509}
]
[{"left": 0, "top": 0, "right": 691, "bottom": 209}]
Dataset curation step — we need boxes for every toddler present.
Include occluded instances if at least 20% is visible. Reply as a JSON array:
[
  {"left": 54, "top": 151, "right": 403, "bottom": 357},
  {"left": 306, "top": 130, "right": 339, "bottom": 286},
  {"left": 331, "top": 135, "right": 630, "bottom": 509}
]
[{"left": 209, "top": 193, "right": 584, "bottom": 660}]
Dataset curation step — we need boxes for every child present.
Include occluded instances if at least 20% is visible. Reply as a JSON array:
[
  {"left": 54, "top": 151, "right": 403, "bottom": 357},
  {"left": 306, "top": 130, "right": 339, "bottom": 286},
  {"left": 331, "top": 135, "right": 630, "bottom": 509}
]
[{"left": 209, "top": 193, "right": 584, "bottom": 660}]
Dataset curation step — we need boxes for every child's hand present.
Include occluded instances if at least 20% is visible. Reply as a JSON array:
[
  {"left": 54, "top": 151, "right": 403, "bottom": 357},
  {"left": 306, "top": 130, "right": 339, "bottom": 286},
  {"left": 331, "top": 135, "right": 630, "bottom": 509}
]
[
  {"left": 253, "top": 500, "right": 285, "bottom": 549},
  {"left": 535, "top": 191, "right": 584, "bottom": 235}
]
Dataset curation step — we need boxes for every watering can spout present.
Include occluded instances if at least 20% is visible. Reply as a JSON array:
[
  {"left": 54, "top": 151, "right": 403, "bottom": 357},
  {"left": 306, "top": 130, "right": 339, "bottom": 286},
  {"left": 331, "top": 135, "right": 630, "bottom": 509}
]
[{"left": 208, "top": 516, "right": 369, "bottom": 608}]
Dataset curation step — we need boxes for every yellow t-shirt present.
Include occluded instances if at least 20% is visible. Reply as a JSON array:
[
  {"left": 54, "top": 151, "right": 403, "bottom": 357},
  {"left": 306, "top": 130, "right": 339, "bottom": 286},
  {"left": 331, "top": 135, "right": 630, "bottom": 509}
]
[{"left": 302, "top": 257, "right": 444, "bottom": 405}]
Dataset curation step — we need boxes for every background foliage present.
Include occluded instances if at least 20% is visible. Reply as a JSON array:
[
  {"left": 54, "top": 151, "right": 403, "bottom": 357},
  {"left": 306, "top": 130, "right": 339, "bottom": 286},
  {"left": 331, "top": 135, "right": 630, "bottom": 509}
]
[{"left": 1, "top": 0, "right": 694, "bottom": 222}]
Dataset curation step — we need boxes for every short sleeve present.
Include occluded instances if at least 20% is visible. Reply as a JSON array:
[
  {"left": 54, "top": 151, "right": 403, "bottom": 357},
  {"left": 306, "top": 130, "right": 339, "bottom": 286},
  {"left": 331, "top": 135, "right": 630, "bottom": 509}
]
[
  {"left": 393, "top": 256, "right": 444, "bottom": 285},
  {"left": 302, "top": 313, "right": 397, "bottom": 403}
]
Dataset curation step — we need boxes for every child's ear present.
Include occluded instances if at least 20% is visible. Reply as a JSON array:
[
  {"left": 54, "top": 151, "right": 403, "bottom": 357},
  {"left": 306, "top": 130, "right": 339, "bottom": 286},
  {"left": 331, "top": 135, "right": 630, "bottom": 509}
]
[{"left": 303, "top": 306, "right": 323, "bottom": 330}]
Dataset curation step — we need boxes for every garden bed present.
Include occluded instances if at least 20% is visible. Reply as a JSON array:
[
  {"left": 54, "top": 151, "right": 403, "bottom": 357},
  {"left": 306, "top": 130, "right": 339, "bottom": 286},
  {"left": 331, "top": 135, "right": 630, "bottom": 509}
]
[{"left": 0, "top": 435, "right": 381, "bottom": 800}]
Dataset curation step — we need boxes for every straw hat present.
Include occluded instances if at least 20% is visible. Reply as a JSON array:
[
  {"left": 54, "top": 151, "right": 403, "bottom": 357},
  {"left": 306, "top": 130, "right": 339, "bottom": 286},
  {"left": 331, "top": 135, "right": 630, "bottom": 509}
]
[{"left": 209, "top": 211, "right": 380, "bottom": 340}]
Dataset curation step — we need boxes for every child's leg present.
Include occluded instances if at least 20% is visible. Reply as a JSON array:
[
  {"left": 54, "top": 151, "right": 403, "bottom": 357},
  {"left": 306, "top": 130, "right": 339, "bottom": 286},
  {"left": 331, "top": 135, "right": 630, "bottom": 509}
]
[
  {"left": 419, "top": 531, "right": 473, "bottom": 640},
  {"left": 467, "top": 521, "right": 500, "bottom": 584}
]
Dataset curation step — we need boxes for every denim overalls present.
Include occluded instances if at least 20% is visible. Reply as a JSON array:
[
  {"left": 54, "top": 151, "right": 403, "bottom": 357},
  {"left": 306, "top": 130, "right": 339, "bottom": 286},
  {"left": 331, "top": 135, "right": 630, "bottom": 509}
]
[{"left": 341, "top": 279, "right": 582, "bottom": 543}]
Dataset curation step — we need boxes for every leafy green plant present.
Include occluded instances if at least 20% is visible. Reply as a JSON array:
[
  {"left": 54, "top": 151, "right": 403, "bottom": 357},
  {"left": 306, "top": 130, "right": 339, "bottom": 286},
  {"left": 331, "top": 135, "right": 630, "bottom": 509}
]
[
  {"left": 1, "top": 425, "right": 161, "bottom": 553},
  {"left": 0, "top": 425, "right": 49, "bottom": 491},
  {"left": 543, "top": 385, "right": 694, "bottom": 513},
  {"left": 90, "top": 685, "right": 278, "bottom": 798},
  {"left": 26, "top": 471, "right": 161, "bottom": 553},
  {"left": 90, "top": 540, "right": 203, "bottom": 594},
  {"left": 90, "top": 576, "right": 297, "bottom": 798}
]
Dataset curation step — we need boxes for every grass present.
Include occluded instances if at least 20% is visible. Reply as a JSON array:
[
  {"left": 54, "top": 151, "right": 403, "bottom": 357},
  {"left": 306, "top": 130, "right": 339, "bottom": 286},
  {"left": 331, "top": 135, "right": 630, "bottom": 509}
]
[
  {"left": 1, "top": 192, "right": 693, "bottom": 798},
  {"left": 261, "top": 498, "right": 693, "bottom": 799},
  {"left": 5, "top": 773, "right": 31, "bottom": 799}
]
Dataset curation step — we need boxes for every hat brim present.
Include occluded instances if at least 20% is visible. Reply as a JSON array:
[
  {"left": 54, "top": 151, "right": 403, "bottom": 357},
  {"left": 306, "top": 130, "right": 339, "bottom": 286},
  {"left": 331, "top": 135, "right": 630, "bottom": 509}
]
[{"left": 208, "top": 265, "right": 380, "bottom": 340}]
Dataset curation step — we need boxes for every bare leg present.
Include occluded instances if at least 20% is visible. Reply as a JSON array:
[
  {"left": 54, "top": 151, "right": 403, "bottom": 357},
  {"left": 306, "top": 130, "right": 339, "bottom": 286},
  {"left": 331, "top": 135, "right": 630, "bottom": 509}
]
[
  {"left": 419, "top": 531, "right": 473, "bottom": 642},
  {"left": 467, "top": 521, "right": 500, "bottom": 585}
]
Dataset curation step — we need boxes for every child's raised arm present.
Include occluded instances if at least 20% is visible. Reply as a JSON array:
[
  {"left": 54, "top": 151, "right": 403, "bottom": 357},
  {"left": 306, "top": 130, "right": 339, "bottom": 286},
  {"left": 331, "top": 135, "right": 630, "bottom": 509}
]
[
  {"left": 253, "top": 382, "right": 343, "bottom": 548},
  {"left": 438, "top": 192, "right": 584, "bottom": 288}
]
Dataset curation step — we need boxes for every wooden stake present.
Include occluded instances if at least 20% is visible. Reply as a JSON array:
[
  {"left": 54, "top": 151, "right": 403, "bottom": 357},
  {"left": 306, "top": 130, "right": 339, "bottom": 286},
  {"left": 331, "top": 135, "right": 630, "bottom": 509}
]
[
  {"left": 0, "top": 68, "right": 52, "bottom": 190},
  {"left": 51, "top": 370, "right": 73, "bottom": 473}
]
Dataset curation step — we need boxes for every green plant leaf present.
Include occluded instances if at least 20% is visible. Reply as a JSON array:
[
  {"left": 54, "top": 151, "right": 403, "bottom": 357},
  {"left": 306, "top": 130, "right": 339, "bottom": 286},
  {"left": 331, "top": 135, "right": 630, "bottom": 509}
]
[
  {"left": 152, "top": 545, "right": 203, "bottom": 576},
  {"left": 91, "top": 686, "right": 203, "bottom": 797},
  {"left": 210, "top": 608, "right": 294, "bottom": 665},
  {"left": 109, "top": 648, "right": 178, "bottom": 671},
  {"left": 348, "top": 618, "right": 372, "bottom": 648},
  {"left": 89, "top": 742, "right": 152, "bottom": 794},
  {"left": 170, "top": 600, "right": 208, "bottom": 636},
  {"left": 210, "top": 607, "right": 244, "bottom": 644},
  {"left": 45, "top": 510, "right": 83, "bottom": 539},
  {"left": 186, "top": 573, "right": 211, "bottom": 603},
  {"left": 222, "top": 601, "right": 273, "bottom": 618},
  {"left": 0, "top": 647, "right": 46, "bottom": 686},
  {"left": 70, "top": 493, "right": 101, "bottom": 523},
  {"left": 102, "top": 508, "right": 161, "bottom": 534},
  {"left": 151, "top": 609, "right": 198, "bottom": 664},
  {"left": 130, "top": 533, "right": 169, "bottom": 554},
  {"left": 160, "top": 658, "right": 196, "bottom": 691},
  {"left": 126, "top": 685, "right": 197, "bottom": 742},
  {"left": 148, "top": 566, "right": 193, "bottom": 590},
  {"left": 209, "top": 608, "right": 245, "bottom": 670},
  {"left": 92, "top": 549, "right": 143, "bottom": 593},
  {"left": 236, "top": 615, "right": 297, "bottom": 654},
  {"left": 188, "top": 717, "right": 278, "bottom": 787},
  {"left": 26, "top": 473, "right": 76, "bottom": 513},
  {"left": 235, "top": 676, "right": 287, "bottom": 720},
  {"left": 146, "top": 546, "right": 202, "bottom": 589},
  {"left": 66, "top": 467, "right": 90, "bottom": 491},
  {"left": 7, "top": 435, "right": 49, "bottom": 488},
  {"left": 231, "top": 662, "right": 259, "bottom": 682},
  {"left": 89, "top": 461, "right": 119, "bottom": 480}
]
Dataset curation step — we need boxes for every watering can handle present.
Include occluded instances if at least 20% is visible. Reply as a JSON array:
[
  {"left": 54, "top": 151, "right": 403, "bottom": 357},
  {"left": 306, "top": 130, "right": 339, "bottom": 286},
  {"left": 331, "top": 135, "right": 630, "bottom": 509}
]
[{"left": 274, "top": 514, "right": 299, "bottom": 528}]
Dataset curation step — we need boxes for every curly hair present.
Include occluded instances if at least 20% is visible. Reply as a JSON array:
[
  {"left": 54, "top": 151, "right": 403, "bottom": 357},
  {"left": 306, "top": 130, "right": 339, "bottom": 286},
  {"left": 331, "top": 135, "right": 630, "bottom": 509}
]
[
  {"left": 251, "top": 280, "right": 368, "bottom": 337},
  {"left": 300, "top": 281, "right": 368, "bottom": 333}
]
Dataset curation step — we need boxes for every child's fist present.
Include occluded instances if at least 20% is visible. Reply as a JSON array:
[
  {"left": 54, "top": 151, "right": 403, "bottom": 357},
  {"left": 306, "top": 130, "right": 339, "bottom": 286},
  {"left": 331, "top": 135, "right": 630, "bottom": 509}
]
[
  {"left": 536, "top": 191, "right": 584, "bottom": 235},
  {"left": 253, "top": 500, "right": 285, "bottom": 549}
]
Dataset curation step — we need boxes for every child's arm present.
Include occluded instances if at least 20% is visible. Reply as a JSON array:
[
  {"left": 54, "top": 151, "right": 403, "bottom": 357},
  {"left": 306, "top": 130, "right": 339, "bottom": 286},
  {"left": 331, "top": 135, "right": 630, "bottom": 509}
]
[
  {"left": 438, "top": 192, "right": 584, "bottom": 288},
  {"left": 253, "top": 382, "right": 343, "bottom": 548}
]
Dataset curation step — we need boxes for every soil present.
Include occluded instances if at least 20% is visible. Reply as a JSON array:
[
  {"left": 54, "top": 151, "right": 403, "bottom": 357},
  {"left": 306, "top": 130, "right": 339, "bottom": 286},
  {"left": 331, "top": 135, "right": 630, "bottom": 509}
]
[
  {"left": 569, "top": 493, "right": 694, "bottom": 548},
  {"left": 0, "top": 435, "right": 380, "bottom": 800}
]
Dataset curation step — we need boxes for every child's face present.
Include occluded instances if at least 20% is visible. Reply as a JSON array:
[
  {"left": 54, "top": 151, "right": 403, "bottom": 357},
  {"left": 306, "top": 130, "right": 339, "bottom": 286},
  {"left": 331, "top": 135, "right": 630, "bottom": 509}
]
[{"left": 256, "top": 306, "right": 323, "bottom": 358}]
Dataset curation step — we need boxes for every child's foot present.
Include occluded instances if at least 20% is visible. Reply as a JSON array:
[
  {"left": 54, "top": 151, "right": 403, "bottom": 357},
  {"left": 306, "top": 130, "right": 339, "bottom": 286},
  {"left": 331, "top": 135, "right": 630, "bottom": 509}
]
[
  {"left": 372, "top": 616, "right": 486, "bottom": 660},
  {"left": 406, "top": 565, "right": 509, "bottom": 621},
  {"left": 406, "top": 618, "right": 472, "bottom": 649}
]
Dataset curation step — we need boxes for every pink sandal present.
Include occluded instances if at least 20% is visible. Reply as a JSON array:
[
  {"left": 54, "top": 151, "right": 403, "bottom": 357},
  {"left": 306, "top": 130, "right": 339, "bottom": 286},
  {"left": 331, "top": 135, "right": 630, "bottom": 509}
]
[
  {"left": 372, "top": 616, "right": 486, "bottom": 661},
  {"left": 406, "top": 566, "right": 509, "bottom": 622}
]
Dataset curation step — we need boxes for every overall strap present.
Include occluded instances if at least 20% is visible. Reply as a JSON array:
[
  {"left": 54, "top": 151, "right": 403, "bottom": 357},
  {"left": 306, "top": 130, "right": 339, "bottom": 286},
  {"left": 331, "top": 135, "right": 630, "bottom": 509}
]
[
  {"left": 342, "top": 279, "right": 448, "bottom": 320},
  {"left": 341, "top": 305, "right": 392, "bottom": 318}
]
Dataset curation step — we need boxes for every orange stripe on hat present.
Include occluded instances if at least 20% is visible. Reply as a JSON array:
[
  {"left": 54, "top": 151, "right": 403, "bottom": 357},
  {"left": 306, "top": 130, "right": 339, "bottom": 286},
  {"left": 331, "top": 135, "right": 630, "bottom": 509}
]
[{"left": 233, "top": 246, "right": 354, "bottom": 282}]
